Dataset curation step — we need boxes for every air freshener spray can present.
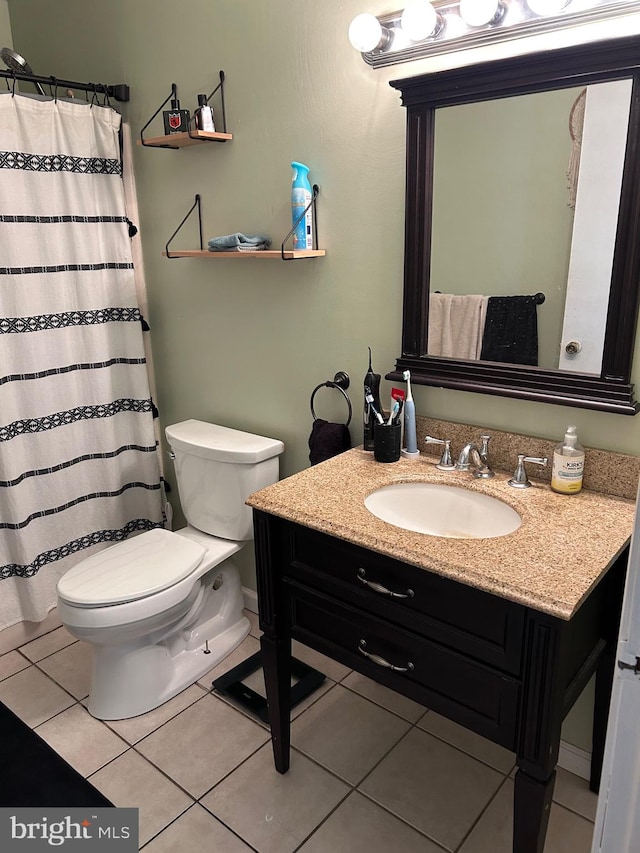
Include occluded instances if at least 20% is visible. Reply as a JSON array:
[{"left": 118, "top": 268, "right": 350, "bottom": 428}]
[{"left": 291, "top": 161, "right": 313, "bottom": 251}]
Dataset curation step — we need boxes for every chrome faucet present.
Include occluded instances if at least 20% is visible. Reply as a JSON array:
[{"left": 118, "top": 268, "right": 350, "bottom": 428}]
[
  {"left": 456, "top": 435, "right": 494, "bottom": 479},
  {"left": 508, "top": 454, "right": 548, "bottom": 488},
  {"left": 424, "top": 435, "right": 455, "bottom": 470}
]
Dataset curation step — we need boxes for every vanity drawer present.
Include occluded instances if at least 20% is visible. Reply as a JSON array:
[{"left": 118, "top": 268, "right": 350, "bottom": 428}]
[
  {"left": 285, "top": 524, "right": 524, "bottom": 675},
  {"left": 287, "top": 580, "right": 519, "bottom": 750}
]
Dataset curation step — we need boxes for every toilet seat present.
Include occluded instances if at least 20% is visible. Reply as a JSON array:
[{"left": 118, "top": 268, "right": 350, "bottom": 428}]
[
  {"left": 56, "top": 526, "right": 244, "bottom": 633},
  {"left": 57, "top": 528, "right": 206, "bottom": 607}
]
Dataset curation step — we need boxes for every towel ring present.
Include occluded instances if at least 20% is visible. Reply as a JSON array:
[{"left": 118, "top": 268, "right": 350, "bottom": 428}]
[{"left": 310, "top": 371, "right": 352, "bottom": 427}]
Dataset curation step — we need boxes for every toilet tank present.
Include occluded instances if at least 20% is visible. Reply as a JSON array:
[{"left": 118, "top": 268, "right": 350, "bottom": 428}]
[{"left": 165, "top": 420, "right": 284, "bottom": 541}]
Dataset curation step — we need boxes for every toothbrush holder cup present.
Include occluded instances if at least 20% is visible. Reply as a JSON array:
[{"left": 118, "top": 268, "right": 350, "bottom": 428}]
[{"left": 374, "top": 421, "right": 402, "bottom": 463}]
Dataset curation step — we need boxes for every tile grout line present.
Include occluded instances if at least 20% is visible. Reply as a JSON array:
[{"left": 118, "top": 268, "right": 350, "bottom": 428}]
[
  {"left": 0, "top": 649, "right": 33, "bottom": 682},
  {"left": 452, "top": 773, "right": 512, "bottom": 852},
  {"left": 342, "top": 785, "right": 453, "bottom": 853},
  {"left": 2, "top": 662, "right": 81, "bottom": 727},
  {"left": 287, "top": 713, "right": 440, "bottom": 847},
  {"left": 18, "top": 633, "right": 78, "bottom": 666},
  {"left": 208, "top": 677, "right": 419, "bottom": 853},
  {"left": 290, "top": 787, "right": 359, "bottom": 852},
  {"left": 353, "top": 719, "right": 464, "bottom": 847},
  {"left": 336, "top": 678, "right": 597, "bottom": 824}
]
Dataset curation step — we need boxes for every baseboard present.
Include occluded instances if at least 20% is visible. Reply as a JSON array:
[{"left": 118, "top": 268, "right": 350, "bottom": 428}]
[
  {"left": 242, "top": 587, "right": 259, "bottom": 614},
  {"left": 557, "top": 740, "right": 592, "bottom": 781}
]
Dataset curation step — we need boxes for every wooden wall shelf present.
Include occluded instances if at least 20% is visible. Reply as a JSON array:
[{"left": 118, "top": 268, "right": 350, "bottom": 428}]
[
  {"left": 164, "top": 191, "right": 324, "bottom": 261},
  {"left": 162, "top": 249, "right": 325, "bottom": 259},
  {"left": 138, "top": 130, "right": 233, "bottom": 148},
  {"left": 139, "top": 73, "right": 230, "bottom": 148}
]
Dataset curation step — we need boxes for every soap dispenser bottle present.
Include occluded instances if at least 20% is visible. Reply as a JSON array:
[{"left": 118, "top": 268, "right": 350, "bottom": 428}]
[
  {"left": 194, "top": 94, "right": 215, "bottom": 132},
  {"left": 363, "top": 347, "right": 382, "bottom": 452},
  {"left": 551, "top": 425, "right": 585, "bottom": 495}
]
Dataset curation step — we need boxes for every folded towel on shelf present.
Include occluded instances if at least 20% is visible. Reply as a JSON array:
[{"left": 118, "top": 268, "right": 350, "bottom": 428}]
[
  {"left": 207, "top": 233, "right": 272, "bottom": 252},
  {"left": 480, "top": 295, "right": 539, "bottom": 366},
  {"left": 308, "top": 419, "right": 351, "bottom": 466},
  {"left": 428, "top": 293, "right": 489, "bottom": 359}
]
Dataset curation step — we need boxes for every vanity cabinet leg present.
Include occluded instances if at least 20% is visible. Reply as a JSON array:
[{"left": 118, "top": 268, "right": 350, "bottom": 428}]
[
  {"left": 591, "top": 551, "right": 626, "bottom": 793},
  {"left": 513, "top": 767, "right": 555, "bottom": 853},
  {"left": 590, "top": 641, "right": 616, "bottom": 793},
  {"left": 260, "top": 633, "right": 292, "bottom": 774}
]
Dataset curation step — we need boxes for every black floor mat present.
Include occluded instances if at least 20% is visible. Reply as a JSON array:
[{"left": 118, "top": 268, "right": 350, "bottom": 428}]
[
  {"left": 0, "top": 702, "right": 113, "bottom": 807},
  {"left": 212, "top": 650, "right": 326, "bottom": 722}
]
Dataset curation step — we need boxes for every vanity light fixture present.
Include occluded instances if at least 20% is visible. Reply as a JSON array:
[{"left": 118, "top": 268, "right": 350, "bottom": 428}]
[
  {"left": 526, "top": 0, "right": 571, "bottom": 14},
  {"left": 348, "top": 11, "right": 412, "bottom": 52},
  {"left": 349, "top": 0, "right": 640, "bottom": 67},
  {"left": 401, "top": 1, "right": 443, "bottom": 40},
  {"left": 459, "top": 0, "right": 505, "bottom": 26},
  {"left": 348, "top": 12, "right": 390, "bottom": 51}
]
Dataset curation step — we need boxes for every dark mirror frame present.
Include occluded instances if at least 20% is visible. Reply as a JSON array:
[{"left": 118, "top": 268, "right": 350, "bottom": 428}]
[{"left": 387, "top": 35, "right": 640, "bottom": 415}]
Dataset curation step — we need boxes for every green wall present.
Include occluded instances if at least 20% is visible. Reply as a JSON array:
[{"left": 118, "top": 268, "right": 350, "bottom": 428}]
[
  {"left": 7, "top": 0, "right": 640, "bottom": 752},
  {"left": 0, "top": 1, "right": 11, "bottom": 47},
  {"left": 432, "top": 89, "right": 579, "bottom": 369}
]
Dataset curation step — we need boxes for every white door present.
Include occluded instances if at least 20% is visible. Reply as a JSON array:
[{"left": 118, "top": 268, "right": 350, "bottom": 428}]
[
  {"left": 559, "top": 79, "right": 632, "bottom": 374},
  {"left": 591, "top": 483, "right": 640, "bottom": 852}
]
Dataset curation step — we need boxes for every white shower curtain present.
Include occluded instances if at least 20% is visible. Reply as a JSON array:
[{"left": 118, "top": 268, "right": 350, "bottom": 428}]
[{"left": 0, "top": 93, "right": 165, "bottom": 630}]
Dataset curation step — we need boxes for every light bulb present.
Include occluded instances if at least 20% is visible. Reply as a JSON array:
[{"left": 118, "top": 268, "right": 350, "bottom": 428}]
[
  {"left": 526, "top": 0, "right": 570, "bottom": 15},
  {"left": 388, "top": 26, "right": 412, "bottom": 51},
  {"left": 401, "top": 0, "right": 439, "bottom": 41},
  {"left": 459, "top": 0, "right": 502, "bottom": 27},
  {"left": 348, "top": 13, "right": 385, "bottom": 52}
]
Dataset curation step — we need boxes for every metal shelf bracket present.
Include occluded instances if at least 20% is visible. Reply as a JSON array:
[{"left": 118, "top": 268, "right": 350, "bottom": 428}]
[{"left": 165, "top": 194, "right": 203, "bottom": 258}]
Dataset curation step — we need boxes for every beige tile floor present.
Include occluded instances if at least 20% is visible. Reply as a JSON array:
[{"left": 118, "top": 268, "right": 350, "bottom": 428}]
[{"left": 0, "top": 611, "right": 598, "bottom": 852}]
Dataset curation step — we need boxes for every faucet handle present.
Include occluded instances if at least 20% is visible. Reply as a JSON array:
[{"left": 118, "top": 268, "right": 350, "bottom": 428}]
[
  {"left": 425, "top": 436, "right": 455, "bottom": 470},
  {"left": 479, "top": 435, "right": 491, "bottom": 456},
  {"left": 508, "top": 454, "right": 549, "bottom": 489}
]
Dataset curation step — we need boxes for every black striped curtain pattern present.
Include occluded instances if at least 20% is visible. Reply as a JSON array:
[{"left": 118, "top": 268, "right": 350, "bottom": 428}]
[{"left": 0, "top": 94, "right": 165, "bottom": 629}]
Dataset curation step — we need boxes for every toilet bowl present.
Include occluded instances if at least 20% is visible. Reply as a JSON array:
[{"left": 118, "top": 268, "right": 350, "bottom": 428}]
[{"left": 56, "top": 420, "right": 284, "bottom": 720}]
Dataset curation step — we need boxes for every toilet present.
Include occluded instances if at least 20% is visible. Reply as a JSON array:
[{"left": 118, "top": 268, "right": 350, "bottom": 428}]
[{"left": 56, "top": 419, "right": 284, "bottom": 720}]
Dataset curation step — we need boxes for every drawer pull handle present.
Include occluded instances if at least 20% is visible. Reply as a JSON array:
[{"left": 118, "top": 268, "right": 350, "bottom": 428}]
[
  {"left": 357, "top": 568, "right": 414, "bottom": 599},
  {"left": 358, "top": 640, "right": 414, "bottom": 673}
]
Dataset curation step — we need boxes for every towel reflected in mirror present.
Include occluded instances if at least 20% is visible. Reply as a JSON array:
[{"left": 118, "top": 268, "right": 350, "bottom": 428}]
[
  {"left": 428, "top": 293, "right": 540, "bottom": 366},
  {"left": 428, "top": 293, "right": 489, "bottom": 360}
]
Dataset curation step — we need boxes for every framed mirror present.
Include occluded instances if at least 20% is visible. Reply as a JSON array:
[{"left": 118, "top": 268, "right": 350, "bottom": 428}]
[{"left": 387, "top": 35, "right": 640, "bottom": 414}]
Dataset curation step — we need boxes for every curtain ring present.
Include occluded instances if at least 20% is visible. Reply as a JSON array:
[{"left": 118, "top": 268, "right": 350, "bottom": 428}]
[
  {"left": 50, "top": 76, "right": 58, "bottom": 103},
  {"left": 90, "top": 83, "right": 98, "bottom": 108},
  {"left": 11, "top": 70, "right": 16, "bottom": 97},
  {"left": 103, "top": 85, "right": 111, "bottom": 108}
]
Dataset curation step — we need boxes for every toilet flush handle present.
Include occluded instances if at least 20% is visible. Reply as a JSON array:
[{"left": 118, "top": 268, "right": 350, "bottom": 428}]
[{"left": 168, "top": 451, "right": 176, "bottom": 460}]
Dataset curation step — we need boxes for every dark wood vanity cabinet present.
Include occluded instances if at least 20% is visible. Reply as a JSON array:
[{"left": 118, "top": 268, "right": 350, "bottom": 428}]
[{"left": 254, "top": 509, "right": 628, "bottom": 853}]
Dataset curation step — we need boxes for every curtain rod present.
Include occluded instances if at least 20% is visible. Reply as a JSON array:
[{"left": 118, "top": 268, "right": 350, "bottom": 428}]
[{"left": 0, "top": 69, "right": 129, "bottom": 102}]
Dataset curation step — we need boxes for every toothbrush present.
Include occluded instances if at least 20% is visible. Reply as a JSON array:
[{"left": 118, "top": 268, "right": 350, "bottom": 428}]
[
  {"left": 403, "top": 370, "right": 418, "bottom": 454},
  {"left": 387, "top": 401, "right": 399, "bottom": 425},
  {"left": 365, "top": 386, "right": 384, "bottom": 425},
  {"left": 391, "top": 387, "right": 406, "bottom": 442}
]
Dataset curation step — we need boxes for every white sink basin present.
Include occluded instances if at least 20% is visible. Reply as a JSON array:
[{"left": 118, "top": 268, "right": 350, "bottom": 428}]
[{"left": 364, "top": 482, "right": 521, "bottom": 539}]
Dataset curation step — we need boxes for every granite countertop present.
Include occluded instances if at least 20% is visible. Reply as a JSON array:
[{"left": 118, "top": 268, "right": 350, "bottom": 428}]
[{"left": 246, "top": 448, "right": 636, "bottom": 621}]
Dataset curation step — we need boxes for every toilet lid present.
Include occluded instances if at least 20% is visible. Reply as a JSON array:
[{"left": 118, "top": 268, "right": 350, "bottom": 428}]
[{"left": 56, "top": 528, "right": 206, "bottom": 606}]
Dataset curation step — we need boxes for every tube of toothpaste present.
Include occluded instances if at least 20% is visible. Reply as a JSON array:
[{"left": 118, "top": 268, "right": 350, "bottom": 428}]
[{"left": 391, "top": 388, "right": 405, "bottom": 448}]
